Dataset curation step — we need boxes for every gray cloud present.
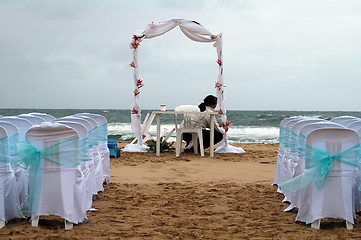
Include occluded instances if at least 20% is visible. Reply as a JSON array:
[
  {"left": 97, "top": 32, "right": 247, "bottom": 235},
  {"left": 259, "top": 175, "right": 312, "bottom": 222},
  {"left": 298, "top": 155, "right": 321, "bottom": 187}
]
[{"left": 1, "top": 0, "right": 361, "bottom": 110}]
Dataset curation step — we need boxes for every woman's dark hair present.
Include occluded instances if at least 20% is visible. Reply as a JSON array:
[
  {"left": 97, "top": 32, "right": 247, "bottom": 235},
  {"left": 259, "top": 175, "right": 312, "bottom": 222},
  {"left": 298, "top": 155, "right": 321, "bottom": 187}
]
[{"left": 198, "top": 95, "right": 217, "bottom": 112}]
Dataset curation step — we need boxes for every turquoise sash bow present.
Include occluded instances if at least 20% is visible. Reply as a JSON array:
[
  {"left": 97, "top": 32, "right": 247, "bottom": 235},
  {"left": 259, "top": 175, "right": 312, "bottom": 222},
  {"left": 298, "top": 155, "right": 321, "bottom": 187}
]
[
  {"left": 98, "top": 123, "right": 108, "bottom": 142},
  {"left": 80, "top": 137, "right": 89, "bottom": 162},
  {"left": 0, "top": 135, "right": 10, "bottom": 163},
  {"left": 88, "top": 127, "right": 98, "bottom": 148},
  {"left": 279, "top": 143, "right": 360, "bottom": 192}
]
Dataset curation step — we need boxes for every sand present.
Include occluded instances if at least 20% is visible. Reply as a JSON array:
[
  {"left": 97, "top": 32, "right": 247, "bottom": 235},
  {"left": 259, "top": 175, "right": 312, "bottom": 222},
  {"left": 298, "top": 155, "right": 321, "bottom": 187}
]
[{"left": 1, "top": 142, "right": 361, "bottom": 239}]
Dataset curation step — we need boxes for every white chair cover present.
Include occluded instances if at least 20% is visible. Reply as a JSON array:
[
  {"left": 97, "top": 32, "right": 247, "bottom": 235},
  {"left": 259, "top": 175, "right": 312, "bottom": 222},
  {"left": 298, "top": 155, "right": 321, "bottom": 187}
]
[
  {"left": 74, "top": 113, "right": 110, "bottom": 184},
  {"left": 28, "top": 112, "right": 56, "bottom": 122},
  {"left": 340, "top": 118, "right": 361, "bottom": 128},
  {"left": 55, "top": 121, "right": 93, "bottom": 212},
  {"left": 17, "top": 114, "right": 46, "bottom": 125},
  {"left": 54, "top": 117, "right": 97, "bottom": 196},
  {"left": 18, "top": 122, "right": 87, "bottom": 224},
  {"left": 284, "top": 122, "right": 345, "bottom": 211},
  {"left": 330, "top": 116, "right": 358, "bottom": 124},
  {"left": 0, "top": 126, "right": 24, "bottom": 225},
  {"left": 347, "top": 123, "right": 361, "bottom": 212},
  {"left": 274, "top": 116, "right": 303, "bottom": 186},
  {"left": 0, "top": 117, "right": 33, "bottom": 204},
  {"left": 275, "top": 117, "right": 307, "bottom": 196},
  {"left": 72, "top": 116, "right": 103, "bottom": 193},
  {"left": 281, "top": 118, "right": 325, "bottom": 211},
  {"left": 281, "top": 128, "right": 359, "bottom": 226},
  {"left": 348, "top": 121, "right": 361, "bottom": 132}
]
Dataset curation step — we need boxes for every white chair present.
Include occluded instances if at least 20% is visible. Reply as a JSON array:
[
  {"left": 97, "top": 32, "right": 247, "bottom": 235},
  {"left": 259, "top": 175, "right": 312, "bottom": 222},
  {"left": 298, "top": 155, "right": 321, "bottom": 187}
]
[
  {"left": 74, "top": 113, "right": 110, "bottom": 184},
  {"left": 286, "top": 122, "right": 346, "bottom": 211},
  {"left": 281, "top": 118, "right": 325, "bottom": 211},
  {"left": 330, "top": 116, "right": 358, "bottom": 124},
  {"left": 347, "top": 122, "right": 361, "bottom": 213},
  {"left": 0, "top": 126, "right": 24, "bottom": 228},
  {"left": 28, "top": 112, "right": 56, "bottom": 122},
  {"left": 174, "top": 105, "right": 204, "bottom": 157},
  {"left": 274, "top": 116, "right": 303, "bottom": 186},
  {"left": 56, "top": 121, "right": 93, "bottom": 212},
  {"left": 0, "top": 121, "right": 19, "bottom": 159},
  {"left": 0, "top": 117, "right": 33, "bottom": 204},
  {"left": 348, "top": 121, "right": 361, "bottom": 132},
  {"left": 24, "top": 122, "right": 87, "bottom": 230},
  {"left": 0, "top": 117, "right": 32, "bottom": 141},
  {"left": 294, "top": 128, "right": 359, "bottom": 229},
  {"left": 17, "top": 114, "right": 46, "bottom": 125},
  {"left": 54, "top": 117, "right": 97, "bottom": 196},
  {"left": 340, "top": 118, "right": 361, "bottom": 128},
  {"left": 275, "top": 117, "right": 308, "bottom": 195},
  {"left": 72, "top": 116, "right": 103, "bottom": 193}
]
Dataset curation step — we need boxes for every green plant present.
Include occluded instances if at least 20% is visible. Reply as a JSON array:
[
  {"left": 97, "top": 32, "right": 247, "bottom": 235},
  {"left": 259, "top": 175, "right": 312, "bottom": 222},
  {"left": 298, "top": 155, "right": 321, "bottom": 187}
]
[{"left": 147, "top": 137, "right": 175, "bottom": 153}]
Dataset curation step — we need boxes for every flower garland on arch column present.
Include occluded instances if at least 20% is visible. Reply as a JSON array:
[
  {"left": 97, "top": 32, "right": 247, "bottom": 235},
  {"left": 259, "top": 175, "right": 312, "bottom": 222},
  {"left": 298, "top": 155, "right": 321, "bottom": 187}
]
[
  {"left": 129, "top": 34, "right": 145, "bottom": 146},
  {"left": 128, "top": 18, "right": 229, "bottom": 148},
  {"left": 213, "top": 33, "right": 230, "bottom": 147}
]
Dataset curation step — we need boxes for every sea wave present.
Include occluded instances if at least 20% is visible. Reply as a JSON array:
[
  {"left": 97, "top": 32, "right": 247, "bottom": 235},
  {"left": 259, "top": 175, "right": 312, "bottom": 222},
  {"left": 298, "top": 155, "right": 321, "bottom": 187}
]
[{"left": 107, "top": 123, "right": 279, "bottom": 143}]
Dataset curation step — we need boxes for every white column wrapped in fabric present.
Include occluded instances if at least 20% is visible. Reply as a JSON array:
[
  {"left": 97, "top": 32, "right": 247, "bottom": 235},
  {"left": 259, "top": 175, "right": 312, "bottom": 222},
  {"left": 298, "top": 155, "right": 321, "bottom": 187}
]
[{"left": 126, "top": 18, "right": 243, "bottom": 153}]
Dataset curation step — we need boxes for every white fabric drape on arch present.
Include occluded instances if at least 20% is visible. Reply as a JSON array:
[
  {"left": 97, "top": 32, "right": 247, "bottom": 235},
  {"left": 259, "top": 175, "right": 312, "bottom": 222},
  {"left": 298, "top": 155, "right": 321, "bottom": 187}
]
[{"left": 124, "top": 18, "right": 244, "bottom": 154}]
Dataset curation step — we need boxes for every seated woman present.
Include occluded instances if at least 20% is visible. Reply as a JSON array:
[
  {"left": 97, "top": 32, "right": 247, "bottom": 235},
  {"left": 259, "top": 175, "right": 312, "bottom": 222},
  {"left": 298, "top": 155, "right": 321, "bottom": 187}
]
[{"left": 182, "top": 95, "right": 228, "bottom": 152}]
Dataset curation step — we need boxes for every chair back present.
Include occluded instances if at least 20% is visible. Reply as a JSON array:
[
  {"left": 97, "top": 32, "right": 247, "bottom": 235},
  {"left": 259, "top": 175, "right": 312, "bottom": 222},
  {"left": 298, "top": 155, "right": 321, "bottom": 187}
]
[
  {"left": 0, "top": 117, "right": 32, "bottom": 141},
  {"left": 18, "top": 114, "right": 45, "bottom": 125},
  {"left": 0, "top": 121, "right": 19, "bottom": 158},
  {"left": 174, "top": 105, "right": 200, "bottom": 130},
  {"left": 0, "top": 121, "right": 18, "bottom": 137},
  {"left": 55, "top": 121, "right": 88, "bottom": 140},
  {"left": 54, "top": 117, "right": 92, "bottom": 132},
  {"left": 29, "top": 113, "right": 56, "bottom": 122},
  {"left": 299, "top": 122, "right": 345, "bottom": 138},
  {"left": 341, "top": 118, "right": 361, "bottom": 128},
  {"left": 330, "top": 116, "right": 358, "bottom": 124},
  {"left": 348, "top": 120, "right": 361, "bottom": 133},
  {"left": 0, "top": 126, "right": 9, "bottom": 164}
]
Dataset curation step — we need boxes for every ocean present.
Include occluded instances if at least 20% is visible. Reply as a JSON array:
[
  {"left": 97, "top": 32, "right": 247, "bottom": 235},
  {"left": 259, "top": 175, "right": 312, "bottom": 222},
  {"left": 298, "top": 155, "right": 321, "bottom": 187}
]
[{"left": 1, "top": 109, "right": 361, "bottom": 143}]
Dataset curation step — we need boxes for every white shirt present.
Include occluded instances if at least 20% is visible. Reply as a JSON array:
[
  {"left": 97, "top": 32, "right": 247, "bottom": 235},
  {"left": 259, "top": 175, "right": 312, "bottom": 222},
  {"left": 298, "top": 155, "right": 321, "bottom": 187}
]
[{"left": 186, "top": 106, "right": 225, "bottom": 134}]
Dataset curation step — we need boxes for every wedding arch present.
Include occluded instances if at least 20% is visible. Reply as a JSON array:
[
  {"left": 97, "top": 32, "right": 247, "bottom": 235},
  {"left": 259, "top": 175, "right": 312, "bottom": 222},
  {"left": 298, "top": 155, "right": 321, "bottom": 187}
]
[{"left": 125, "top": 18, "right": 244, "bottom": 153}]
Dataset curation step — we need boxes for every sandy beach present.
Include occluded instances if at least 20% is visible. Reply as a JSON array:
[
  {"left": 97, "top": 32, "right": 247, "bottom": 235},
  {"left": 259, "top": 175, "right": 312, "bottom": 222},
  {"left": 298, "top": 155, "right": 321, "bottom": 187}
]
[{"left": 1, "top": 142, "right": 361, "bottom": 239}]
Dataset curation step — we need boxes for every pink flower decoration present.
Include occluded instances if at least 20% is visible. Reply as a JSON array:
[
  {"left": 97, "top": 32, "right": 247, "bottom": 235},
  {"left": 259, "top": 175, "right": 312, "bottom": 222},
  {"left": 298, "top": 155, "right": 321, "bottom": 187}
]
[
  {"left": 132, "top": 35, "right": 139, "bottom": 41},
  {"left": 215, "top": 82, "right": 222, "bottom": 88},
  {"left": 218, "top": 109, "right": 223, "bottom": 115},
  {"left": 225, "top": 121, "right": 232, "bottom": 127},
  {"left": 137, "top": 79, "right": 144, "bottom": 88},
  {"left": 131, "top": 108, "right": 138, "bottom": 114},
  {"left": 211, "top": 35, "right": 217, "bottom": 40},
  {"left": 131, "top": 41, "right": 140, "bottom": 49},
  {"left": 216, "top": 59, "right": 222, "bottom": 66},
  {"left": 129, "top": 61, "right": 135, "bottom": 68}
]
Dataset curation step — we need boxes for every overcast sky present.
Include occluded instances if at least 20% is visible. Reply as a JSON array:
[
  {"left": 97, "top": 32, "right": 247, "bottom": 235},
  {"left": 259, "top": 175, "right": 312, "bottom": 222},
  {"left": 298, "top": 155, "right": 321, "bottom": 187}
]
[{"left": 1, "top": 0, "right": 361, "bottom": 111}]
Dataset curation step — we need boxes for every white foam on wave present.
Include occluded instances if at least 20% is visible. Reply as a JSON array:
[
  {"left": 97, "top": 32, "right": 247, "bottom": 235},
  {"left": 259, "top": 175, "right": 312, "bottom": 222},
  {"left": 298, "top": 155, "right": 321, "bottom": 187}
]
[
  {"left": 227, "top": 126, "right": 279, "bottom": 143},
  {"left": 108, "top": 123, "right": 279, "bottom": 143}
]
